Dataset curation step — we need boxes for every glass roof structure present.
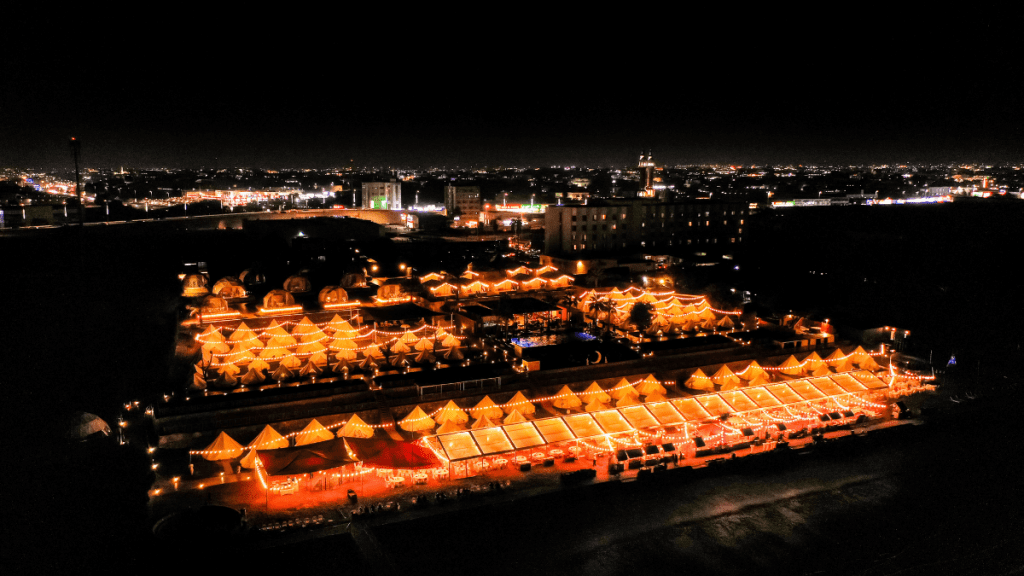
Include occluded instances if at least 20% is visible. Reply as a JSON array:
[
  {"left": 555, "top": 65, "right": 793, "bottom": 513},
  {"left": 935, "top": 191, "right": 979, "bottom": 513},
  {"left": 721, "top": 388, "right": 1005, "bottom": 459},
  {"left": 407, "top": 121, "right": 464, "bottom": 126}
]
[{"left": 432, "top": 370, "right": 890, "bottom": 461}]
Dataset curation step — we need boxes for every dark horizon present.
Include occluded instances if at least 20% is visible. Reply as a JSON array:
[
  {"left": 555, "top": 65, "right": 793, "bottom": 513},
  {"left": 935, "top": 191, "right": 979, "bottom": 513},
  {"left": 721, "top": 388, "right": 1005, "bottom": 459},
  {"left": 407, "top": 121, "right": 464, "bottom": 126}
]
[{"left": 3, "top": 16, "right": 1021, "bottom": 171}]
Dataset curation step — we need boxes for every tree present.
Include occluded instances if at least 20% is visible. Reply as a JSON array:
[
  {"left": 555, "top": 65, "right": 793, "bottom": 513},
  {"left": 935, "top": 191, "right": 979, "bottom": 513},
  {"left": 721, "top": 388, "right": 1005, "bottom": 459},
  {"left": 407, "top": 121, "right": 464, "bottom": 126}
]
[{"left": 629, "top": 302, "right": 654, "bottom": 332}]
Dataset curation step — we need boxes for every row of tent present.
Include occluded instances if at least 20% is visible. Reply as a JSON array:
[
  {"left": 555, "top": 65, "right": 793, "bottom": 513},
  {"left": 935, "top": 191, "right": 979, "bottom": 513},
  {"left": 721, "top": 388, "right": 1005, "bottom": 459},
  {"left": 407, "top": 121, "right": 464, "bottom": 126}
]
[
  {"left": 396, "top": 375, "right": 670, "bottom": 433},
  {"left": 198, "top": 416, "right": 376, "bottom": 463},
  {"left": 194, "top": 316, "right": 463, "bottom": 386},
  {"left": 683, "top": 347, "right": 882, "bottom": 391}
]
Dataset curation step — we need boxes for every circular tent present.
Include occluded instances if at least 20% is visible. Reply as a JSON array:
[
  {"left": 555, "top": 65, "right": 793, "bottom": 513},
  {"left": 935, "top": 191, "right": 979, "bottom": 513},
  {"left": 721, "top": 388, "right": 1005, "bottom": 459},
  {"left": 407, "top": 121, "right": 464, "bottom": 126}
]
[
  {"left": 67, "top": 412, "right": 112, "bottom": 440},
  {"left": 181, "top": 274, "right": 209, "bottom": 297},
  {"left": 212, "top": 277, "right": 246, "bottom": 299},
  {"left": 283, "top": 275, "right": 312, "bottom": 294},
  {"left": 239, "top": 269, "right": 266, "bottom": 287},
  {"left": 262, "top": 290, "right": 296, "bottom": 310},
  {"left": 318, "top": 286, "right": 349, "bottom": 306}
]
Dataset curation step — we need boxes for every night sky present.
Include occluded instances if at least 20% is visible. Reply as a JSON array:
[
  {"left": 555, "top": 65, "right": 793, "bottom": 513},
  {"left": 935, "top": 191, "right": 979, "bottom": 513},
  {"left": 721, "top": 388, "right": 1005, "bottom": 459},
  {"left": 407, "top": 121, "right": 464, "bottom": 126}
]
[{"left": 2, "top": 13, "right": 1020, "bottom": 169}]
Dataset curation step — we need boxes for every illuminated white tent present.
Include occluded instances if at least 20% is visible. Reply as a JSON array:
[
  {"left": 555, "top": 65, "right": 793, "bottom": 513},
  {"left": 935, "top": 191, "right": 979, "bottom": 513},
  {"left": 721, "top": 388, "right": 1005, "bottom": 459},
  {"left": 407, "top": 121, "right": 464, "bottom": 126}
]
[
  {"left": 435, "top": 400, "right": 470, "bottom": 425},
  {"left": 684, "top": 368, "right": 715, "bottom": 391},
  {"left": 200, "top": 431, "right": 244, "bottom": 461},
  {"left": 580, "top": 382, "right": 611, "bottom": 404},
  {"left": 399, "top": 406, "right": 436, "bottom": 432},
  {"left": 503, "top": 391, "right": 535, "bottom": 415},
  {"left": 337, "top": 414, "right": 374, "bottom": 439},
  {"left": 552, "top": 385, "right": 582, "bottom": 409},
  {"left": 294, "top": 418, "right": 335, "bottom": 446},
  {"left": 469, "top": 396, "right": 504, "bottom": 420}
]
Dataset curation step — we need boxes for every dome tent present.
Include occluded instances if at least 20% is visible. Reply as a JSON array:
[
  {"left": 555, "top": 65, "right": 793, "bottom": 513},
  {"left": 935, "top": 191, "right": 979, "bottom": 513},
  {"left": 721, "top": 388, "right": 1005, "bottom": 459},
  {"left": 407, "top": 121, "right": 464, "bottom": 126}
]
[{"left": 67, "top": 412, "right": 112, "bottom": 440}]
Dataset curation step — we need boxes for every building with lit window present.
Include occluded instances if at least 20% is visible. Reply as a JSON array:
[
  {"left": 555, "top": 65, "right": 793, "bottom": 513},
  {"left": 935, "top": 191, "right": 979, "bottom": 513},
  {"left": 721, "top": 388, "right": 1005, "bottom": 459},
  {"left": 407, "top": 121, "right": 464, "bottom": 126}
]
[
  {"left": 444, "top": 185, "right": 482, "bottom": 219},
  {"left": 362, "top": 181, "right": 402, "bottom": 210},
  {"left": 543, "top": 200, "right": 747, "bottom": 256},
  {"left": 637, "top": 150, "right": 656, "bottom": 198}
]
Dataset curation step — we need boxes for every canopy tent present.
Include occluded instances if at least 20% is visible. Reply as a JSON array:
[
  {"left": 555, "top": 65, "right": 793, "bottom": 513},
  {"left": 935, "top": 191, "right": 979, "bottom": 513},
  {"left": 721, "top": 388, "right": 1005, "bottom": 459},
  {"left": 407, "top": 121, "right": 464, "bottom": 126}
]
[
  {"left": 436, "top": 420, "right": 465, "bottom": 434},
  {"left": 216, "top": 371, "right": 238, "bottom": 388},
  {"left": 228, "top": 323, "right": 261, "bottom": 351},
  {"left": 684, "top": 368, "right": 715, "bottom": 391},
  {"left": 391, "top": 340, "right": 411, "bottom": 354},
  {"left": 309, "top": 351, "right": 329, "bottom": 367},
  {"left": 279, "top": 354, "right": 303, "bottom": 369},
  {"left": 748, "top": 374, "right": 771, "bottom": 387},
  {"left": 324, "top": 315, "right": 355, "bottom": 335},
  {"left": 223, "top": 340, "right": 254, "bottom": 362},
  {"left": 741, "top": 360, "right": 766, "bottom": 381},
  {"left": 358, "top": 355, "right": 378, "bottom": 371},
  {"left": 504, "top": 390, "right": 536, "bottom": 415},
  {"left": 435, "top": 400, "right": 469, "bottom": 425},
  {"left": 414, "top": 337, "right": 434, "bottom": 351},
  {"left": 636, "top": 374, "right": 667, "bottom": 396},
  {"left": 299, "top": 327, "right": 329, "bottom": 345},
  {"left": 803, "top": 351, "right": 826, "bottom": 373},
  {"left": 440, "top": 334, "right": 461, "bottom": 348},
  {"left": 777, "top": 355, "right": 803, "bottom": 376},
  {"left": 329, "top": 337, "right": 358, "bottom": 352},
  {"left": 809, "top": 364, "right": 832, "bottom": 377},
  {"left": 249, "top": 424, "right": 289, "bottom": 451},
  {"left": 552, "top": 385, "right": 582, "bottom": 409},
  {"left": 469, "top": 396, "right": 504, "bottom": 420},
  {"left": 584, "top": 399, "right": 608, "bottom": 412},
  {"left": 850, "top": 346, "right": 871, "bottom": 363},
  {"left": 719, "top": 378, "right": 743, "bottom": 391},
  {"left": 299, "top": 360, "right": 323, "bottom": 377},
  {"left": 271, "top": 365, "right": 294, "bottom": 381},
  {"left": 471, "top": 415, "right": 497, "bottom": 429},
  {"left": 239, "top": 449, "right": 261, "bottom": 470},
  {"left": 262, "top": 320, "right": 291, "bottom": 338},
  {"left": 294, "top": 419, "right": 335, "bottom": 446},
  {"left": 716, "top": 315, "right": 735, "bottom": 329},
  {"left": 609, "top": 378, "right": 636, "bottom": 400},
  {"left": 334, "top": 414, "right": 373, "bottom": 439},
  {"left": 399, "top": 406, "right": 436, "bottom": 432},
  {"left": 216, "top": 362, "right": 241, "bottom": 376},
  {"left": 645, "top": 391, "right": 667, "bottom": 402},
  {"left": 616, "top": 392, "right": 641, "bottom": 407},
  {"left": 398, "top": 330, "right": 420, "bottom": 345},
  {"left": 239, "top": 366, "right": 264, "bottom": 385},
  {"left": 414, "top": 349, "right": 436, "bottom": 365},
  {"left": 290, "top": 317, "right": 320, "bottom": 336},
  {"left": 345, "top": 437, "right": 439, "bottom": 469},
  {"left": 255, "top": 438, "right": 353, "bottom": 476},
  {"left": 825, "top": 348, "right": 854, "bottom": 372},
  {"left": 698, "top": 306, "right": 717, "bottom": 321},
  {"left": 259, "top": 337, "right": 292, "bottom": 359},
  {"left": 503, "top": 409, "right": 527, "bottom": 424},
  {"left": 858, "top": 354, "right": 882, "bottom": 371},
  {"left": 200, "top": 431, "right": 244, "bottom": 461},
  {"left": 711, "top": 364, "right": 742, "bottom": 388},
  {"left": 363, "top": 344, "right": 384, "bottom": 358},
  {"left": 580, "top": 382, "right": 611, "bottom": 404},
  {"left": 334, "top": 348, "right": 358, "bottom": 361}
]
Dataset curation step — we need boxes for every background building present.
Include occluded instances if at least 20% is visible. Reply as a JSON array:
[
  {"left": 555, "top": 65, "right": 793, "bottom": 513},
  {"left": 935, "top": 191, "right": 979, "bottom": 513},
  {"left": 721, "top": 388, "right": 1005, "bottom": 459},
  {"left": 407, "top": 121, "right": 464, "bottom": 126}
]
[
  {"left": 637, "top": 151, "right": 655, "bottom": 198},
  {"left": 444, "top": 185, "right": 482, "bottom": 219},
  {"left": 362, "top": 181, "right": 402, "bottom": 210},
  {"left": 544, "top": 200, "right": 747, "bottom": 256}
]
